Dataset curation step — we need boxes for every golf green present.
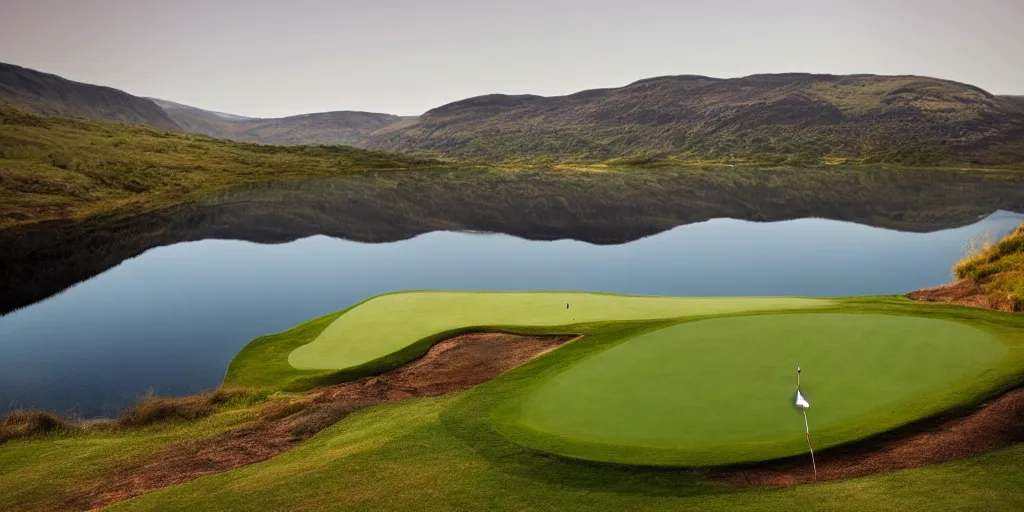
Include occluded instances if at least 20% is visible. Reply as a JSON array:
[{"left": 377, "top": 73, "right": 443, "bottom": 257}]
[
  {"left": 493, "top": 313, "right": 1008, "bottom": 466},
  {"left": 287, "top": 292, "right": 828, "bottom": 370}
]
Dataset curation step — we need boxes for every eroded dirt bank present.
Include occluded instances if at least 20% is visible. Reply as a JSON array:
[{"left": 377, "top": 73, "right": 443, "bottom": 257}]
[
  {"left": 69, "top": 332, "right": 577, "bottom": 511},
  {"left": 719, "top": 387, "right": 1024, "bottom": 487},
  {"left": 908, "top": 279, "right": 1020, "bottom": 312}
]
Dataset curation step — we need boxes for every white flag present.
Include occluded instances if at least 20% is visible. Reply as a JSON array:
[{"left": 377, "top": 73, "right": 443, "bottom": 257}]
[{"left": 795, "top": 390, "right": 810, "bottom": 409}]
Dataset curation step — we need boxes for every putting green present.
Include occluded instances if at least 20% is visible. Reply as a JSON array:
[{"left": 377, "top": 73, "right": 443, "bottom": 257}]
[
  {"left": 287, "top": 292, "right": 829, "bottom": 370},
  {"left": 493, "top": 313, "right": 1008, "bottom": 466}
]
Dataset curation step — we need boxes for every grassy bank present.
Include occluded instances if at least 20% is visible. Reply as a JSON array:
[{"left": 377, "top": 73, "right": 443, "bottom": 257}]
[
  {"left": 955, "top": 223, "right": 1024, "bottom": 306},
  {"left": 0, "top": 105, "right": 443, "bottom": 229},
  {"left": 1, "top": 294, "right": 1022, "bottom": 510},
  {"left": 227, "top": 291, "right": 1021, "bottom": 467}
]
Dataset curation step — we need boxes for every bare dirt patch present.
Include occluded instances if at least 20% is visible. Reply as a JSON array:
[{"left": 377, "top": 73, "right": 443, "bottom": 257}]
[
  {"left": 69, "top": 332, "right": 577, "bottom": 511},
  {"left": 908, "top": 279, "right": 1020, "bottom": 312},
  {"left": 719, "top": 387, "right": 1024, "bottom": 487}
]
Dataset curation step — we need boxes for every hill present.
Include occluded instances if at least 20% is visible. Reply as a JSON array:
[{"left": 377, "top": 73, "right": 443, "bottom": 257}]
[
  {"left": 150, "top": 98, "right": 404, "bottom": 146},
  {"left": 0, "top": 62, "right": 180, "bottom": 131},
  {"left": 0, "top": 104, "right": 438, "bottom": 230},
  {"left": 366, "top": 74, "right": 1024, "bottom": 165}
]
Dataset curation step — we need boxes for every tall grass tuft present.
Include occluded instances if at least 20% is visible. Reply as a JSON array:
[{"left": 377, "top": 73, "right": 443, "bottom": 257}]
[
  {"left": 0, "top": 410, "right": 77, "bottom": 443},
  {"left": 952, "top": 223, "right": 1024, "bottom": 308},
  {"left": 116, "top": 388, "right": 254, "bottom": 427}
]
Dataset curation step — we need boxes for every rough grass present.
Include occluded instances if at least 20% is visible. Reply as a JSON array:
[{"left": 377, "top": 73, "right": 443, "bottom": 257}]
[
  {"left": 954, "top": 223, "right": 1024, "bottom": 307},
  {"left": 117, "top": 388, "right": 257, "bottom": 428},
  {"left": 0, "top": 411, "right": 76, "bottom": 444}
]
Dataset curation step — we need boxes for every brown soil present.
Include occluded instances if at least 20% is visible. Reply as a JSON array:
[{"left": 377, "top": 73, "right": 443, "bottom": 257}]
[
  {"left": 719, "top": 387, "right": 1024, "bottom": 487},
  {"left": 68, "top": 332, "right": 577, "bottom": 511},
  {"left": 908, "top": 279, "right": 1020, "bottom": 312}
]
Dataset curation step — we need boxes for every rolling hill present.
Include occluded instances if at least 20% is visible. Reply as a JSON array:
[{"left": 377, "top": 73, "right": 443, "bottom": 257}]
[
  {"left": 149, "top": 98, "right": 404, "bottom": 146},
  {"left": 0, "top": 62, "right": 180, "bottom": 131},
  {"left": 366, "top": 73, "right": 1024, "bottom": 165},
  {"left": 0, "top": 62, "right": 404, "bottom": 147}
]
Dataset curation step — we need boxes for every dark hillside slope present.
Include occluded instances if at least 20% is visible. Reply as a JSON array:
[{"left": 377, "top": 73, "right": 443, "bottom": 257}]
[
  {"left": 367, "top": 74, "right": 1024, "bottom": 165},
  {"left": 0, "top": 62, "right": 180, "bottom": 131},
  {"left": 150, "top": 98, "right": 402, "bottom": 146}
]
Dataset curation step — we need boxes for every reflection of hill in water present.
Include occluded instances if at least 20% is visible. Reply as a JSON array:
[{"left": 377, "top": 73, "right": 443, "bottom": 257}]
[{"left": 3, "top": 168, "right": 1024, "bottom": 314}]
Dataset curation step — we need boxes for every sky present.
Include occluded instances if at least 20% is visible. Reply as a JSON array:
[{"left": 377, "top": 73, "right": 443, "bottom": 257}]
[{"left": 1, "top": 0, "right": 1021, "bottom": 118}]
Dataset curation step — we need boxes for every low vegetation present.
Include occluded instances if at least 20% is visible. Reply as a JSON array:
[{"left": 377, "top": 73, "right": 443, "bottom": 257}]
[
  {"left": 367, "top": 74, "right": 1024, "bottom": 166},
  {"left": 0, "top": 411, "right": 77, "bottom": 444},
  {"left": 116, "top": 389, "right": 258, "bottom": 428},
  {"left": 0, "top": 104, "right": 443, "bottom": 229},
  {"left": 0, "top": 389, "right": 265, "bottom": 445},
  {"left": 955, "top": 223, "right": 1024, "bottom": 307}
]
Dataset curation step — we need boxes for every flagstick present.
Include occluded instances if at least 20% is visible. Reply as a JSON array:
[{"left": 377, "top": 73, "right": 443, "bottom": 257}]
[
  {"left": 803, "top": 409, "right": 817, "bottom": 481},
  {"left": 796, "top": 366, "right": 817, "bottom": 482}
]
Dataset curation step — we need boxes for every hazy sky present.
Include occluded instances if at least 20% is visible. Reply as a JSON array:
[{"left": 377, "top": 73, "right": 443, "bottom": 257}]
[{"left": 1, "top": 0, "right": 1021, "bottom": 117}]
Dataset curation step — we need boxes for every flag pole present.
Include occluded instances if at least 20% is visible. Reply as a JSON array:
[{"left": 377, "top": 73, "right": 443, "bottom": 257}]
[
  {"left": 803, "top": 409, "right": 817, "bottom": 481},
  {"left": 796, "top": 366, "right": 817, "bottom": 481}
]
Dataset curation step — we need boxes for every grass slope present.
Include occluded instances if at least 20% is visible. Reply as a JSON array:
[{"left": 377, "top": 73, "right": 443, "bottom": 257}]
[
  {"left": 2, "top": 297, "right": 1023, "bottom": 510},
  {"left": 150, "top": 97, "right": 403, "bottom": 147},
  {"left": 0, "top": 105, "right": 441, "bottom": 229},
  {"left": 109, "top": 299, "right": 1024, "bottom": 510},
  {"left": 0, "top": 62, "right": 180, "bottom": 131},
  {"left": 287, "top": 292, "right": 829, "bottom": 371},
  {"left": 103, "top": 397, "right": 1024, "bottom": 512},
  {"left": 231, "top": 292, "right": 1021, "bottom": 467},
  {"left": 367, "top": 73, "right": 1024, "bottom": 166},
  {"left": 497, "top": 313, "right": 1007, "bottom": 466},
  {"left": 955, "top": 222, "right": 1024, "bottom": 306}
]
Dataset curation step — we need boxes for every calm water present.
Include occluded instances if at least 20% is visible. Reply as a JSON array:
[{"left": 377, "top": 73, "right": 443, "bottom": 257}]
[{"left": 1, "top": 210, "right": 1021, "bottom": 417}]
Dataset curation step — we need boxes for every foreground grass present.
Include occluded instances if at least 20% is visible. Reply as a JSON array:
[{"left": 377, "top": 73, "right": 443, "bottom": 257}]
[
  {"left": 0, "top": 406, "right": 261, "bottom": 511},
  {"left": 232, "top": 292, "right": 1022, "bottom": 467},
  {"left": 1, "top": 296, "right": 1022, "bottom": 510},
  {"left": 0, "top": 105, "right": 442, "bottom": 229},
  {"left": 105, "top": 395, "right": 1024, "bottom": 512},
  {"left": 955, "top": 223, "right": 1024, "bottom": 306}
]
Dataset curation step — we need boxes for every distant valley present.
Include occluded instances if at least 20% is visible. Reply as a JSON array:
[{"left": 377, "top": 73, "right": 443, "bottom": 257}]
[{"left": 148, "top": 98, "right": 407, "bottom": 147}]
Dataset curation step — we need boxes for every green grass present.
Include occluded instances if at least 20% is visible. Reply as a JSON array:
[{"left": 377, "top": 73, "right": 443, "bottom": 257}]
[
  {"left": 288, "top": 292, "right": 829, "bottom": 371},
  {"left": 495, "top": 313, "right": 1007, "bottom": 466},
  {"left": 106, "top": 391, "right": 1024, "bottom": 512},
  {"left": 3, "top": 295, "right": 1024, "bottom": 510}
]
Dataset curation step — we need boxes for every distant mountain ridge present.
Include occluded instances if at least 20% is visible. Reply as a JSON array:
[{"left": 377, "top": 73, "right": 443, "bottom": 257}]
[
  {"left": 0, "top": 62, "right": 180, "bottom": 131},
  {"left": 149, "top": 98, "right": 404, "bottom": 146},
  {"left": 0, "top": 62, "right": 403, "bottom": 147},
  {"left": 3, "top": 62, "right": 1023, "bottom": 165},
  {"left": 366, "top": 73, "right": 1024, "bottom": 165}
]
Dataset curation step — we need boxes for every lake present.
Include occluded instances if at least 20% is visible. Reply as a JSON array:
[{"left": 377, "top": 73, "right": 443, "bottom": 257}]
[{"left": 2, "top": 169, "right": 1023, "bottom": 417}]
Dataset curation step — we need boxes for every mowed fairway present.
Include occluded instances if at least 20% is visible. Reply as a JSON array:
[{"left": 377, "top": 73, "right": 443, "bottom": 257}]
[
  {"left": 494, "top": 314, "right": 1008, "bottom": 466},
  {"left": 287, "top": 292, "right": 829, "bottom": 370}
]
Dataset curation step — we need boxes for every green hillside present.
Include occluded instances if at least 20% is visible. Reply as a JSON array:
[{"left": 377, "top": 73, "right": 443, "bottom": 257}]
[
  {"left": 0, "top": 105, "right": 439, "bottom": 229},
  {"left": 0, "top": 62, "right": 180, "bottom": 131},
  {"left": 367, "top": 74, "right": 1024, "bottom": 166}
]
